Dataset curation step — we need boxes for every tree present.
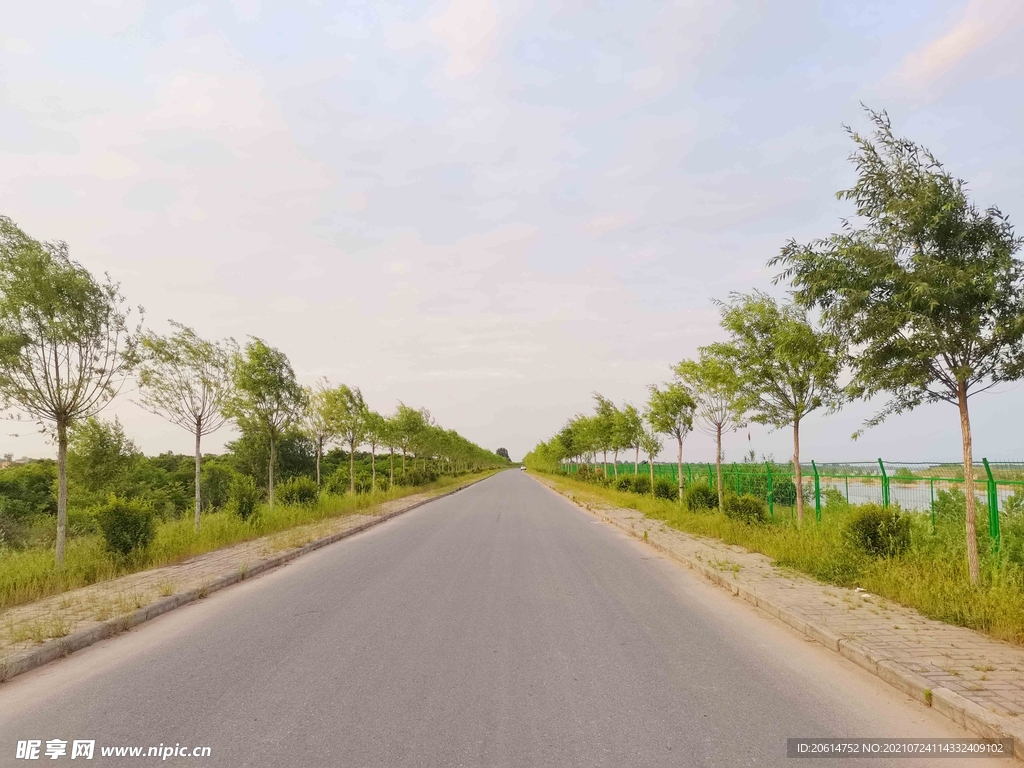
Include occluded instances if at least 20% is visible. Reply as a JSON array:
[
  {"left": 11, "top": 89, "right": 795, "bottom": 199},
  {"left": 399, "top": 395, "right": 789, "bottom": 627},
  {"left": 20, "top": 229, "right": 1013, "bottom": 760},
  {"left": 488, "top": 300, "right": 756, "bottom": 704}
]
[
  {"left": 393, "top": 402, "right": 426, "bottom": 474},
  {"left": 617, "top": 404, "right": 645, "bottom": 474},
  {"left": 772, "top": 109, "right": 1024, "bottom": 579},
  {"left": 381, "top": 412, "right": 401, "bottom": 487},
  {"left": 302, "top": 379, "right": 342, "bottom": 488},
  {"left": 363, "top": 409, "right": 387, "bottom": 490},
  {"left": 639, "top": 427, "right": 663, "bottom": 493},
  {"left": 336, "top": 385, "right": 367, "bottom": 493},
  {"left": 225, "top": 338, "right": 304, "bottom": 508},
  {"left": 710, "top": 291, "right": 844, "bottom": 524},
  {"left": 0, "top": 216, "right": 141, "bottom": 565},
  {"left": 137, "top": 322, "right": 234, "bottom": 530},
  {"left": 496, "top": 447, "right": 510, "bottom": 461},
  {"left": 675, "top": 350, "right": 744, "bottom": 509},
  {"left": 592, "top": 393, "right": 618, "bottom": 477},
  {"left": 645, "top": 382, "right": 696, "bottom": 500}
]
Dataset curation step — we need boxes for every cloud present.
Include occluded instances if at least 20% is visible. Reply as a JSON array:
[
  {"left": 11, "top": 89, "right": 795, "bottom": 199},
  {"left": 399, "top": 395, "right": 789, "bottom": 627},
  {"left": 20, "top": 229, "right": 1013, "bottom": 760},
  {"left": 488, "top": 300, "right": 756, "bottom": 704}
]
[
  {"left": 892, "top": 0, "right": 1024, "bottom": 89},
  {"left": 427, "top": 0, "right": 500, "bottom": 78}
]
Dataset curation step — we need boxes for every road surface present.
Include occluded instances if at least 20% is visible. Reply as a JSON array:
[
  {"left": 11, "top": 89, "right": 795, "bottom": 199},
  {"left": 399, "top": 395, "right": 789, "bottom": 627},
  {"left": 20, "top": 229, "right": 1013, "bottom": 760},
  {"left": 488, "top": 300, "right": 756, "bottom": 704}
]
[{"left": 0, "top": 471, "right": 1010, "bottom": 766}]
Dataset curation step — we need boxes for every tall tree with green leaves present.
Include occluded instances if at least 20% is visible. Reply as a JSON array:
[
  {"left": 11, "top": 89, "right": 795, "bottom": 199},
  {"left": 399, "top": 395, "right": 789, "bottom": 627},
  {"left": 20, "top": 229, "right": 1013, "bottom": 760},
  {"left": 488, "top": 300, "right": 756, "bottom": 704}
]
[
  {"left": 639, "top": 427, "right": 663, "bottom": 493},
  {"left": 393, "top": 402, "right": 426, "bottom": 474},
  {"left": 137, "top": 322, "right": 235, "bottom": 530},
  {"left": 592, "top": 393, "right": 618, "bottom": 477},
  {"left": 336, "top": 385, "right": 367, "bottom": 493},
  {"left": 618, "top": 403, "right": 645, "bottom": 474},
  {"left": 301, "top": 378, "right": 343, "bottom": 489},
  {"left": 225, "top": 338, "right": 305, "bottom": 508},
  {"left": 711, "top": 291, "right": 844, "bottom": 524},
  {"left": 363, "top": 409, "right": 387, "bottom": 490},
  {"left": 645, "top": 382, "right": 696, "bottom": 500},
  {"left": 675, "top": 350, "right": 744, "bottom": 509},
  {"left": 0, "top": 216, "right": 141, "bottom": 565},
  {"left": 772, "top": 110, "right": 1024, "bottom": 578}
]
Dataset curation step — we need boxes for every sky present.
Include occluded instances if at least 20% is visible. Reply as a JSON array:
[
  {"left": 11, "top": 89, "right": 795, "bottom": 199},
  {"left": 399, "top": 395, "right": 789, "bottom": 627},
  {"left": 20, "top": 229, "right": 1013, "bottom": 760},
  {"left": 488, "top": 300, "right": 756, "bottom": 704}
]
[{"left": 2, "top": 0, "right": 1024, "bottom": 464}]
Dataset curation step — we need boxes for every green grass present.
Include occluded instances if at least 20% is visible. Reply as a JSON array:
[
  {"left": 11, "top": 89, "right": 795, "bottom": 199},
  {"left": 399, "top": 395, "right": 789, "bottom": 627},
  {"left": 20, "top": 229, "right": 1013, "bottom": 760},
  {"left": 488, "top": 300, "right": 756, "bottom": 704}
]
[
  {"left": 540, "top": 472, "right": 1024, "bottom": 646},
  {"left": 0, "top": 471, "right": 497, "bottom": 612}
]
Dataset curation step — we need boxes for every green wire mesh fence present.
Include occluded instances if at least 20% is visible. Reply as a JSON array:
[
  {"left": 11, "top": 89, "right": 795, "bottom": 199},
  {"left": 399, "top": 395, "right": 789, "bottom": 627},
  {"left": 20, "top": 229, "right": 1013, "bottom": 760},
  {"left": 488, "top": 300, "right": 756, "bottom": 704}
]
[{"left": 558, "top": 459, "right": 1024, "bottom": 549}]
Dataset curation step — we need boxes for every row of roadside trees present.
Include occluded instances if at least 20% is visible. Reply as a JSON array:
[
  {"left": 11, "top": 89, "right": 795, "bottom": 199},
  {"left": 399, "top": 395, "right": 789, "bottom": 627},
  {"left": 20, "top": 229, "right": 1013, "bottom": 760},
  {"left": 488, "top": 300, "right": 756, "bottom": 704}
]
[
  {"left": 525, "top": 109, "right": 1024, "bottom": 585},
  {"left": 0, "top": 218, "right": 504, "bottom": 566}
]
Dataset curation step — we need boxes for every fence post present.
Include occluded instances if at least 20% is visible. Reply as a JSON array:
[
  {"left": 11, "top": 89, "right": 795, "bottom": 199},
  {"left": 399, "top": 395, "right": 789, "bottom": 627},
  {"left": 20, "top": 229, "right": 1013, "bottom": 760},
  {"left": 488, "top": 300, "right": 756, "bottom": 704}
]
[
  {"left": 878, "top": 459, "right": 890, "bottom": 508},
  {"left": 983, "top": 458, "right": 1000, "bottom": 552},
  {"left": 844, "top": 475, "right": 849, "bottom": 503},
  {"left": 811, "top": 460, "right": 821, "bottom": 522},
  {"left": 765, "top": 461, "right": 774, "bottom": 518},
  {"left": 929, "top": 478, "right": 935, "bottom": 532}
]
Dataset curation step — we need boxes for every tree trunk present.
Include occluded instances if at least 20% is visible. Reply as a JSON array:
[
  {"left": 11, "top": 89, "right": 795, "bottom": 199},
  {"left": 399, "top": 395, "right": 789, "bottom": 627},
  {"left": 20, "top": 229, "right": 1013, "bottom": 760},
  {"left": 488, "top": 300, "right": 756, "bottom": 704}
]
[
  {"left": 56, "top": 419, "right": 68, "bottom": 567},
  {"left": 315, "top": 437, "right": 322, "bottom": 488},
  {"left": 794, "top": 417, "right": 803, "bottom": 524},
  {"left": 389, "top": 449, "right": 395, "bottom": 488},
  {"left": 402, "top": 449, "right": 406, "bottom": 474},
  {"left": 194, "top": 429, "right": 202, "bottom": 531},
  {"left": 371, "top": 445, "right": 376, "bottom": 490},
  {"left": 959, "top": 381, "right": 981, "bottom": 585},
  {"left": 613, "top": 449, "right": 619, "bottom": 478},
  {"left": 634, "top": 446, "right": 639, "bottom": 475},
  {"left": 715, "top": 424, "right": 724, "bottom": 510},
  {"left": 349, "top": 442, "right": 356, "bottom": 494},
  {"left": 268, "top": 437, "right": 276, "bottom": 508},
  {"left": 649, "top": 457, "right": 655, "bottom": 495},
  {"left": 677, "top": 434, "right": 683, "bottom": 501},
  {"left": 603, "top": 450, "right": 608, "bottom": 478}
]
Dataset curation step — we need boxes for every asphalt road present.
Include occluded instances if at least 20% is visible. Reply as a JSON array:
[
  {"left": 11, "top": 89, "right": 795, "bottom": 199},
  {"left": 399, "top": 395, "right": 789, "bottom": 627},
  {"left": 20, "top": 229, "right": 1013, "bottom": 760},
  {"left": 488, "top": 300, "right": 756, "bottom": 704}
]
[{"left": 0, "top": 471, "right": 1011, "bottom": 767}]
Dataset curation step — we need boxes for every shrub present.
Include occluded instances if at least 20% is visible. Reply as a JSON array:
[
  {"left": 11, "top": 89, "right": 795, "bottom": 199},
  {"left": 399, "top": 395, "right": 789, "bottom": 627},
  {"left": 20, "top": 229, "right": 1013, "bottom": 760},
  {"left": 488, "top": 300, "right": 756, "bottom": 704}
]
[
  {"left": 201, "top": 463, "right": 238, "bottom": 511},
  {"left": 230, "top": 476, "right": 262, "bottom": 521},
  {"left": 277, "top": 476, "right": 319, "bottom": 506},
  {"left": 632, "top": 475, "right": 652, "bottom": 495},
  {"left": 615, "top": 475, "right": 634, "bottom": 492},
  {"left": 723, "top": 493, "right": 768, "bottom": 524},
  {"left": 683, "top": 483, "right": 718, "bottom": 512},
  {"left": 654, "top": 477, "right": 677, "bottom": 500},
  {"left": 844, "top": 504, "right": 911, "bottom": 558},
  {"left": 324, "top": 469, "right": 349, "bottom": 496},
  {"left": 575, "top": 465, "right": 594, "bottom": 482},
  {"left": 97, "top": 496, "right": 156, "bottom": 557},
  {"left": 822, "top": 487, "right": 850, "bottom": 511}
]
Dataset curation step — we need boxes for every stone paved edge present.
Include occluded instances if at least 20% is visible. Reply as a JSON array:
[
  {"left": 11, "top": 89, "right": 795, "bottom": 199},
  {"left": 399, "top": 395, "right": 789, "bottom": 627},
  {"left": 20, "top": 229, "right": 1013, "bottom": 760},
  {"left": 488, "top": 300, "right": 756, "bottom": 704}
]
[
  {"left": 534, "top": 475, "right": 1024, "bottom": 761},
  {"left": 0, "top": 474, "right": 493, "bottom": 686}
]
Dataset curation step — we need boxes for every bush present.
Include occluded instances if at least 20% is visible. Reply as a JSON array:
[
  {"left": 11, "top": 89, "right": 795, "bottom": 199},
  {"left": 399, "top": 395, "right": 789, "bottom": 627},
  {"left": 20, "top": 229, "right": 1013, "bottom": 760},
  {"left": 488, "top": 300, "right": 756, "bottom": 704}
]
[
  {"left": 632, "top": 475, "right": 652, "bottom": 495},
  {"left": 615, "top": 475, "right": 634, "bottom": 492},
  {"left": 230, "top": 476, "right": 262, "bottom": 521},
  {"left": 654, "top": 477, "right": 677, "bottom": 500},
  {"left": 201, "top": 463, "right": 238, "bottom": 511},
  {"left": 277, "top": 476, "right": 319, "bottom": 506},
  {"left": 822, "top": 487, "right": 849, "bottom": 511},
  {"left": 324, "top": 469, "right": 349, "bottom": 496},
  {"left": 844, "top": 504, "right": 911, "bottom": 558},
  {"left": 97, "top": 496, "right": 156, "bottom": 557},
  {"left": 575, "top": 465, "right": 594, "bottom": 482},
  {"left": 723, "top": 493, "right": 768, "bottom": 524},
  {"left": 683, "top": 483, "right": 718, "bottom": 512}
]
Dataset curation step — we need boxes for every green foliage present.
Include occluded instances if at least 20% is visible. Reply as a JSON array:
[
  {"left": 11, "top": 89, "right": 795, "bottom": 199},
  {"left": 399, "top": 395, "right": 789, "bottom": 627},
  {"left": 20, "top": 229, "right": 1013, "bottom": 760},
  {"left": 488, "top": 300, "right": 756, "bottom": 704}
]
[
  {"left": 276, "top": 476, "right": 319, "bottom": 507},
  {"left": 227, "top": 427, "right": 315, "bottom": 487},
  {"left": 97, "top": 496, "right": 156, "bottom": 557},
  {"left": 822, "top": 487, "right": 850, "bottom": 511},
  {"left": 0, "top": 461, "right": 56, "bottom": 519},
  {"left": 683, "top": 483, "right": 718, "bottom": 512},
  {"left": 615, "top": 475, "right": 635, "bottom": 492},
  {"left": 200, "top": 462, "right": 237, "bottom": 511},
  {"left": 654, "top": 477, "right": 677, "bottom": 500},
  {"left": 67, "top": 417, "right": 140, "bottom": 494},
  {"left": 844, "top": 504, "right": 911, "bottom": 558},
  {"left": 645, "top": 382, "right": 695, "bottom": 444},
  {"left": 722, "top": 493, "right": 768, "bottom": 524},
  {"left": 229, "top": 475, "right": 262, "bottom": 522},
  {"left": 632, "top": 475, "right": 652, "bottom": 495}
]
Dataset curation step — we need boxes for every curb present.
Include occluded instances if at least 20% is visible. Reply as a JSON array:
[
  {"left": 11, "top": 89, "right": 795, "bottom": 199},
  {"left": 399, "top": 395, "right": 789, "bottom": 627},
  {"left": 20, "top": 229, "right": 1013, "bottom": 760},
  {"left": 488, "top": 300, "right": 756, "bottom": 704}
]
[
  {"left": 541, "top": 480, "right": 1024, "bottom": 760},
  {"left": 0, "top": 475, "right": 493, "bottom": 685}
]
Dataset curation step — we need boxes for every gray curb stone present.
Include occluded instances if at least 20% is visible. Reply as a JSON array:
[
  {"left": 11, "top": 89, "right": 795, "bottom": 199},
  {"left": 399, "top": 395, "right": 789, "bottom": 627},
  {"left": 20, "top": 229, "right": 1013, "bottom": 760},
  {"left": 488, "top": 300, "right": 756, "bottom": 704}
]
[{"left": 0, "top": 476, "right": 491, "bottom": 685}]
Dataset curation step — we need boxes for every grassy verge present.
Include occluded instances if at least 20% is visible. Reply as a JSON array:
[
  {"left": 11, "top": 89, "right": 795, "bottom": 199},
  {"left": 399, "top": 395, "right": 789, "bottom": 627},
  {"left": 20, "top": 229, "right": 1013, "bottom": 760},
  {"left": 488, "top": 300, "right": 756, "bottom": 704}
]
[
  {"left": 0, "top": 470, "right": 498, "bottom": 612},
  {"left": 537, "top": 471, "right": 1024, "bottom": 646}
]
